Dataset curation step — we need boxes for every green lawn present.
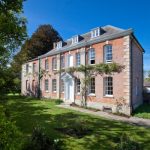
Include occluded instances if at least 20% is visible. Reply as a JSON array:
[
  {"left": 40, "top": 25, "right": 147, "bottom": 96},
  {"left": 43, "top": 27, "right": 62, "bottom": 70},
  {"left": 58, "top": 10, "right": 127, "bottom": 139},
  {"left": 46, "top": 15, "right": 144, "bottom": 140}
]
[
  {"left": 6, "top": 96, "right": 150, "bottom": 150},
  {"left": 133, "top": 104, "right": 150, "bottom": 119}
]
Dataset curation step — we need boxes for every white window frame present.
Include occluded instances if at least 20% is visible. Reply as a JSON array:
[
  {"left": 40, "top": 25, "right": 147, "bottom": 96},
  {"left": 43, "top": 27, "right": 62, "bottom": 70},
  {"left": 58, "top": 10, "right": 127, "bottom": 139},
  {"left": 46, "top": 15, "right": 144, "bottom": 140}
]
[
  {"left": 104, "top": 45, "right": 112, "bottom": 63},
  {"left": 56, "top": 41, "right": 62, "bottom": 49},
  {"left": 104, "top": 77, "right": 113, "bottom": 97},
  {"left": 52, "top": 57, "right": 57, "bottom": 70},
  {"left": 45, "top": 79, "right": 49, "bottom": 92},
  {"left": 88, "top": 48, "right": 95, "bottom": 65},
  {"left": 45, "top": 59, "right": 49, "bottom": 71},
  {"left": 89, "top": 78, "right": 95, "bottom": 94},
  {"left": 52, "top": 79, "right": 57, "bottom": 92},
  {"left": 91, "top": 28, "right": 100, "bottom": 38},
  {"left": 72, "top": 36, "right": 79, "bottom": 44},
  {"left": 76, "top": 53, "right": 80, "bottom": 66}
]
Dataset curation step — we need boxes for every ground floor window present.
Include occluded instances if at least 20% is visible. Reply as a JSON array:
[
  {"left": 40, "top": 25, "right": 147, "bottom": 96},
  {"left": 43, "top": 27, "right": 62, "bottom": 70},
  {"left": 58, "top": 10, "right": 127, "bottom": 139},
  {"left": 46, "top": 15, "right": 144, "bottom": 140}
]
[
  {"left": 76, "top": 78, "right": 81, "bottom": 93},
  {"left": 61, "top": 79, "right": 64, "bottom": 92},
  {"left": 52, "top": 79, "right": 57, "bottom": 92},
  {"left": 104, "top": 77, "right": 113, "bottom": 96},
  {"left": 32, "top": 80, "right": 35, "bottom": 91},
  {"left": 89, "top": 78, "right": 95, "bottom": 94},
  {"left": 26, "top": 80, "right": 28, "bottom": 90},
  {"left": 45, "top": 79, "right": 49, "bottom": 91}
]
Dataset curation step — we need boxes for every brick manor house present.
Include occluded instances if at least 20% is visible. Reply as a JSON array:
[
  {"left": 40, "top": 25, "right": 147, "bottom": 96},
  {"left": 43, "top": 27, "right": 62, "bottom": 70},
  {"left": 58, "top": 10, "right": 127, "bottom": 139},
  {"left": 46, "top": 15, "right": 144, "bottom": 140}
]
[{"left": 21, "top": 25, "right": 144, "bottom": 115}]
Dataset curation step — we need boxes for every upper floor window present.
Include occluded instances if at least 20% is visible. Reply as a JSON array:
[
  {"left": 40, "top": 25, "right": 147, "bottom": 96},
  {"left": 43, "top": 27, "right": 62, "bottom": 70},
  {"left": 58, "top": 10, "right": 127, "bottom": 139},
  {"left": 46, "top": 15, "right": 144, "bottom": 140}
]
[
  {"left": 45, "top": 79, "right": 49, "bottom": 92},
  {"left": 76, "top": 79, "right": 81, "bottom": 93},
  {"left": 26, "top": 64, "right": 29, "bottom": 74},
  {"left": 104, "top": 77, "right": 113, "bottom": 96},
  {"left": 68, "top": 55, "right": 73, "bottom": 67},
  {"left": 89, "top": 78, "right": 95, "bottom": 94},
  {"left": 72, "top": 35, "right": 79, "bottom": 44},
  {"left": 88, "top": 48, "right": 95, "bottom": 64},
  {"left": 91, "top": 28, "right": 100, "bottom": 38},
  {"left": 56, "top": 41, "right": 62, "bottom": 49},
  {"left": 52, "top": 79, "right": 57, "bottom": 92},
  {"left": 61, "top": 55, "right": 65, "bottom": 69},
  {"left": 104, "top": 45, "right": 112, "bottom": 63},
  {"left": 45, "top": 59, "right": 49, "bottom": 70},
  {"left": 52, "top": 57, "right": 57, "bottom": 70},
  {"left": 33, "top": 63, "right": 36, "bottom": 73},
  {"left": 76, "top": 53, "right": 80, "bottom": 66}
]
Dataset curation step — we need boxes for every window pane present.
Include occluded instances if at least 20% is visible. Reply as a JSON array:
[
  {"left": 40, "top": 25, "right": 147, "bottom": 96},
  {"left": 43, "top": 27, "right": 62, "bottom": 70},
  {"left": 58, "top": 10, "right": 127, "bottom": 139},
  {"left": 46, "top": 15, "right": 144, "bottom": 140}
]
[
  {"left": 104, "top": 77, "right": 113, "bottom": 95},
  {"left": 89, "top": 78, "right": 95, "bottom": 94},
  {"left": 89, "top": 49, "right": 95, "bottom": 64},
  {"left": 45, "top": 59, "right": 49, "bottom": 70},
  {"left": 52, "top": 79, "right": 57, "bottom": 92},
  {"left": 45, "top": 79, "right": 49, "bottom": 91},
  {"left": 76, "top": 79, "right": 80, "bottom": 93},
  {"left": 76, "top": 53, "right": 80, "bottom": 66},
  {"left": 104, "top": 45, "right": 112, "bottom": 63},
  {"left": 52, "top": 57, "right": 57, "bottom": 70}
]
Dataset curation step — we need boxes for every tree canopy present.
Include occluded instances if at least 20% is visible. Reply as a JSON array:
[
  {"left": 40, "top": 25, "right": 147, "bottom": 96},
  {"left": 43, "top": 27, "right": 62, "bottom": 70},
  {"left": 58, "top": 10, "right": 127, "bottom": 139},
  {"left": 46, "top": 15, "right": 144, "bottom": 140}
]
[{"left": 0, "top": 0, "right": 27, "bottom": 97}]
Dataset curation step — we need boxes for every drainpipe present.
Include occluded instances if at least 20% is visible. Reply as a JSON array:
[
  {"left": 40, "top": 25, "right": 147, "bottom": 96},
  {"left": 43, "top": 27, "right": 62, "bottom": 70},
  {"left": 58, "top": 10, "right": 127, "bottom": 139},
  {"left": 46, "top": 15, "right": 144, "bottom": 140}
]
[
  {"left": 38, "top": 57, "right": 41, "bottom": 98},
  {"left": 58, "top": 53, "right": 61, "bottom": 99},
  {"left": 130, "top": 37, "right": 133, "bottom": 114}
]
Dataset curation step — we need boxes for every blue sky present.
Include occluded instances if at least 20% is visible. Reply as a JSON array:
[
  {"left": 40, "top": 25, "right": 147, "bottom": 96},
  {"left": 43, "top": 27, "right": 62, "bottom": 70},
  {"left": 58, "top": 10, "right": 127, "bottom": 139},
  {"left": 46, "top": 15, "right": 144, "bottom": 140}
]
[{"left": 23, "top": 0, "right": 150, "bottom": 70}]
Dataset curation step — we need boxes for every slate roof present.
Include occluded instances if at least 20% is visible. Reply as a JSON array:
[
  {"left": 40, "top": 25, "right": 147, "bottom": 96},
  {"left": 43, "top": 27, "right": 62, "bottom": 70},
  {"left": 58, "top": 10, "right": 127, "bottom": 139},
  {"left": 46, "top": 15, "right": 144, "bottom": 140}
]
[{"left": 39, "top": 25, "right": 133, "bottom": 58}]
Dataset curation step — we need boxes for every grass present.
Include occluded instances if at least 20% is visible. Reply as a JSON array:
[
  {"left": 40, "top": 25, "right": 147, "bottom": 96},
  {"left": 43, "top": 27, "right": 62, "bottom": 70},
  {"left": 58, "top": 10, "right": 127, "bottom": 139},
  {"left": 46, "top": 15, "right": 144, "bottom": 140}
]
[
  {"left": 4, "top": 95, "right": 150, "bottom": 150},
  {"left": 133, "top": 104, "right": 150, "bottom": 119}
]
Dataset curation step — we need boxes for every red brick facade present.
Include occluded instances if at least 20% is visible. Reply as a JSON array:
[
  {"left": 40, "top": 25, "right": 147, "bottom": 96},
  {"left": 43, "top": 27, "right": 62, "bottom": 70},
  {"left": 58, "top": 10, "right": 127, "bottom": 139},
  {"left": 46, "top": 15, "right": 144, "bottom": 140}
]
[{"left": 21, "top": 26, "right": 144, "bottom": 115}]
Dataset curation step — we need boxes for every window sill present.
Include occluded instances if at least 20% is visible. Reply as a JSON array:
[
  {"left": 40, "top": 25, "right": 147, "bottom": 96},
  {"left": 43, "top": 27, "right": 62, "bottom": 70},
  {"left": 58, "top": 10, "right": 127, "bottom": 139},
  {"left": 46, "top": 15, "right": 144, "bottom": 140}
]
[
  {"left": 52, "top": 91, "right": 57, "bottom": 93},
  {"left": 105, "top": 61, "right": 112, "bottom": 64},
  {"left": 76, "top": 93, "right": 81, "bottom": 95},
  {"left": 52, "top": 69, "right": 57, "bottom": 71},
  {"left": 88, "top": 93, "right": 96, "bottom": 96},
  {"left": 45, "top": 91, "right": 49, "bottom": 93},
  {"left": 104, "top": 95, "right": 114, "bottom": 98}
]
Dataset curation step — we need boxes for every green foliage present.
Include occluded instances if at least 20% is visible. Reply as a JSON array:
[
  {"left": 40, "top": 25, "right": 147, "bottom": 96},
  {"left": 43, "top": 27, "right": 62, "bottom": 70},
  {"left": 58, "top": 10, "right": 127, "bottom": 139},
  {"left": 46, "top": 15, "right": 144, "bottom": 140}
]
[
  {"left": 6, "top": 95, "right": 150, "bottom": 150},
  {"left": 0, "top": 0, "right": 27, "bottom": 97},
  {"left": 0, "top": 104, "right": 23, "bottom": 150},
  {"left": 133, "top": 104, "right": 150, "bottom": 119},
  {"left": 11, "top": 24, "right": 62, "bottom": 94},
  {"left": 116, "top": 133, "right": 141, "bottom": 150},
  {"left": 24, "top": 126, "right": 63, "bottom": 150},
  {"left": 58, "top": 63, "right": 124, "bottom": 106}
]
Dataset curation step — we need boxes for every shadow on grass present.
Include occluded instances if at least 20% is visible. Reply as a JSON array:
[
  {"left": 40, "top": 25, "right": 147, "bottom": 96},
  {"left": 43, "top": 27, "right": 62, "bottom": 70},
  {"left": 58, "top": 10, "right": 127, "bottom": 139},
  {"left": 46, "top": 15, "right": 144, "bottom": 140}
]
[{"left": 6, "top": 95, "right": 150, "bottom": 150}]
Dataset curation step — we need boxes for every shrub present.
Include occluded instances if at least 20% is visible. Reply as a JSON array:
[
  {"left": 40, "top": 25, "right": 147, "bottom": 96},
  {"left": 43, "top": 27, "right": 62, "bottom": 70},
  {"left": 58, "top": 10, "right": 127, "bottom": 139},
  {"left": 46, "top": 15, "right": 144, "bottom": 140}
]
[
  {"left": 24, "top": 126, "right": 63, "bottom": 150},
  {"left": 55, "top": 99, "right": 63, "bottom": 105},
  {"left": 116, "top": 133, "right": 141, "bottom": 150},
  {"left": 0, "top": 105, "right": 23, "bottom": 150}
]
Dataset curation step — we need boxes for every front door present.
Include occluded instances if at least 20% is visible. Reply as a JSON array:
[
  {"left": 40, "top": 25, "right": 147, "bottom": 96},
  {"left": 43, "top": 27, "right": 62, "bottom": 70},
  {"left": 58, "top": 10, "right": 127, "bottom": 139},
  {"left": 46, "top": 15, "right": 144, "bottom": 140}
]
[{"left": 64, "top": 78, "right": 74, "bottom": 102}]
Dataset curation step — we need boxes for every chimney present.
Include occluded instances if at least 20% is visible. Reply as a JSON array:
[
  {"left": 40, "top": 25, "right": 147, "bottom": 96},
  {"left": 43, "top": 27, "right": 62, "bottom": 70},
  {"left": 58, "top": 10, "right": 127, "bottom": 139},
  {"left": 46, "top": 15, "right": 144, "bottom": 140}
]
[{"left": 53, "top": 42, "right": 56, "bottom": 49}]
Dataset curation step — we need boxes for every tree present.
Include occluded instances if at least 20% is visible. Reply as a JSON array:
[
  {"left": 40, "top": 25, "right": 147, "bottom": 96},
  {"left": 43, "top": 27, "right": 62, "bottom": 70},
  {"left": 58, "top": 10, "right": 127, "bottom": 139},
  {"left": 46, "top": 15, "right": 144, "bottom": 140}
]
[
  {"left": 0, "top": 0, "right": 27, "bottom": 97},
  {"left": 11, "top": 25, "right": 62, "bottom": 93}
]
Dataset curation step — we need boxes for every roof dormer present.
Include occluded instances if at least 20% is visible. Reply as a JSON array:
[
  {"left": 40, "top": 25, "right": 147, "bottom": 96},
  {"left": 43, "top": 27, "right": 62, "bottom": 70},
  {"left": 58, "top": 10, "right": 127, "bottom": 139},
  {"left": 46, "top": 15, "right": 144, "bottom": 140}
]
[
  {"left": 91, "top": 27, "right": 100, "bottom": 38},
  {"left": 56, "top": 41, "right": 63, "bottom": 49},
  {"left": 72, "top": 35, "right": 79, "bottom": 44}
]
